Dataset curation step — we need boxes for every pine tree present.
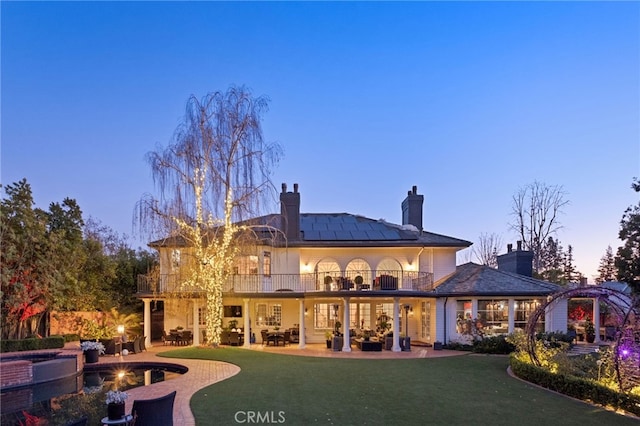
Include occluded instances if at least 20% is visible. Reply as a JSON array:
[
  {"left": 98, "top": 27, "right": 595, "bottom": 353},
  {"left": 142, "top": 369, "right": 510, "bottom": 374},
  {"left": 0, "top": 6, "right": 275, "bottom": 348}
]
[
  {"left": 615, "top": 178, "right": 640, "bottom": 293},
  {"left": 596, "top": 245, "right": 616, "bottom": 284}
]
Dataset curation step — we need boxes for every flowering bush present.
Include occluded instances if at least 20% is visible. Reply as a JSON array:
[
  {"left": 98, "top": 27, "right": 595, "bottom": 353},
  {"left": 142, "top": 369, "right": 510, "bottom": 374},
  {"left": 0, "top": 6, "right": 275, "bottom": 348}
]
[
  {"left": 80, "top": 341, "right": 105, "bottom": 354},
  {"left": 106, "top": 390, "right": 129, "bottom": 405}
]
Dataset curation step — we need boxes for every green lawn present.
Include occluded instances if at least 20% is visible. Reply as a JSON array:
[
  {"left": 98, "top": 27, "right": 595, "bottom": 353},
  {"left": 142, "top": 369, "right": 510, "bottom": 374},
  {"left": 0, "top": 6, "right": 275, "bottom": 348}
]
[{"left": 159, "top": 348, "right": 637, "bottom": 425}]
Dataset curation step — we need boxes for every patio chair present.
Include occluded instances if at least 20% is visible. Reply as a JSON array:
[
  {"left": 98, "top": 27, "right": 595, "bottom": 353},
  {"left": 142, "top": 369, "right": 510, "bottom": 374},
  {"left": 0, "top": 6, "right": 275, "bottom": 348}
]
[
  {"left": 100, "top": 338, "right": 118, "bottom": 356},
  {"left": 281, "top": 330, "right": 291, "bottom": 346},
  {"left": 131, "top": 390, "right": 176, "bottom": 426},
  {"left": 261, "top": 330, "right": 275, "bottom": 346},
  {"left": 133, "top": 335, "right": 143, "bottom": 353},
  {"left": 162, "top": 330, "right": 177, "bottom": 346},
  {"left": 229, "top": 331, "right": 240, "bottom": 346},
  {"left": 140, "top": 336, "right": 147, "bottom": 351},
  {"left": 181, "top": 330, "right": 193, "bottom": 345}
]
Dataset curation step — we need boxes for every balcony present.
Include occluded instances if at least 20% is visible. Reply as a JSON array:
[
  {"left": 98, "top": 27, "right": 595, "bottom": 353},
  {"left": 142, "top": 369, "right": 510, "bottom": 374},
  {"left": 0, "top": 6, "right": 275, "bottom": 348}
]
[{"left": 136, "top": 270, "right": 433, "bottom": 296}]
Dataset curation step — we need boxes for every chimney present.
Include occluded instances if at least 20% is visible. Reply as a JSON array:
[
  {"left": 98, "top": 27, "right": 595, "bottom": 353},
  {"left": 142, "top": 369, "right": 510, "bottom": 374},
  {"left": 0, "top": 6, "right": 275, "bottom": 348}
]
[
  {"left": 497, "top": 242, "right": 533, "bottom": 277},
  {"left": 401, "top": 185, "right": 424, "bottom": 231},
  {"left": 280, "top": 183, "right": 300, "bottom": 241}
]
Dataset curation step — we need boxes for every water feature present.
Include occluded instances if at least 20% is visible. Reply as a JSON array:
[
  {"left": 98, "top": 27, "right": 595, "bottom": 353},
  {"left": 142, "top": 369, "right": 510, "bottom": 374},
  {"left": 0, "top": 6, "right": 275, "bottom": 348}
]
[{"left": 1, "top": 362, "right": 187, "bottom": 425}]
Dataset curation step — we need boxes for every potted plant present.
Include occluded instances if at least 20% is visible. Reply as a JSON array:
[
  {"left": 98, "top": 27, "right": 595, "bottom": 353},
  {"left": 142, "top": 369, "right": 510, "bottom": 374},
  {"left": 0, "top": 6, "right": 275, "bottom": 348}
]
[
  {"left": 106, "top": 390, "right": 129, "bottom": 420},
  {"left": 81, "top": 341, "right": 105, "bottom": 364},
  {"left": 354, "top": 275, "right": 364, "bottom": 290},
  {"left": 585, "top": 318, "right": 596, "bottom": 343}
]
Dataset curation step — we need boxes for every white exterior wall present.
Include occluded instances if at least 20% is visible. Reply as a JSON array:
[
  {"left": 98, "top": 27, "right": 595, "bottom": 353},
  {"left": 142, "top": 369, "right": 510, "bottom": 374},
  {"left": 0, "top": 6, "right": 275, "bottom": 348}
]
[
  {"left": 431, "top": 248, "right": 458, "bottom": 282},
  {"left": 545, "top": 297, "right": 568, "bottom": 333}
]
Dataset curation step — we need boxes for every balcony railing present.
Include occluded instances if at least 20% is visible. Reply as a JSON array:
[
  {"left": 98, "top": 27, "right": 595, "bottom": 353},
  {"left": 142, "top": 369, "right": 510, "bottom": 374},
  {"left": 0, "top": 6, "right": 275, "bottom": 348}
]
[{"left": 136, "top": 270, "right": 433, "bottom": 295}]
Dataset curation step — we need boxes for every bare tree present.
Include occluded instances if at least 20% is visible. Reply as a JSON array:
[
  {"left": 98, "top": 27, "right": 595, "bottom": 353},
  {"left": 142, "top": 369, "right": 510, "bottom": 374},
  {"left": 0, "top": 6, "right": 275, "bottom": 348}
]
[
  {"left": 472, "top": 232, "right": 503, "bottom": 268},
  {"left": 509, "top": 181, "right": 569, "bottom": 273},
  {"left": 136, "top": 86, "right": 283, "bottom": 346}
]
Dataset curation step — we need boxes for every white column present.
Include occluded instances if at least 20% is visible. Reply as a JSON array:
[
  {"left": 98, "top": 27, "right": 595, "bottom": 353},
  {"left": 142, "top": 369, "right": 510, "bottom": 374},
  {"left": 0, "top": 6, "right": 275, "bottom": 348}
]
[
  {"left": 298, "top": 299, "right": 306, "bottom": 349},
  {"left": 143, "top": 299, "right": 152, "bottom": 348},
  {"left": 593, "top": 298, "right": 601, "bottom": 343},
  {"left": 243, "top": 298, "right": 251, "bottom": 348},
  {"left": 342, "top": 297, "right": 351, "bottom": 352},
  {"left": 392, "top": 298, "right": 401, "bottom": 352},
  {"left": 192, "top": 300, "right": 200, "bottom": 346},
  {"left": 508, "top": 298, "right": 515, "bottom": 334}
]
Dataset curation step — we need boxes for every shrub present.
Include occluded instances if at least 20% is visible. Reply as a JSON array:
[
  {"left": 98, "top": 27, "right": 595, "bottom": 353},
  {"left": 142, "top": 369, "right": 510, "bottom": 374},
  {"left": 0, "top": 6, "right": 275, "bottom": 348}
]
[
  {"left": 0, "top": 336, "right": 65, "bottom": 353},
  {"left": 510, "top": 355, "right": 640, "bottom": 416},
  {"left": 473, "top": 335, "right": 515, "bottom": 354}
]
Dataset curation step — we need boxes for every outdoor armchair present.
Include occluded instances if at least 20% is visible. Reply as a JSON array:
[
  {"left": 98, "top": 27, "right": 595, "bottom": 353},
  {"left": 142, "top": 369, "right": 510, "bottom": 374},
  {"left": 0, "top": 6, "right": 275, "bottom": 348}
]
[{"left": 131, "top": 390, "right": 176, "bottom": 426}]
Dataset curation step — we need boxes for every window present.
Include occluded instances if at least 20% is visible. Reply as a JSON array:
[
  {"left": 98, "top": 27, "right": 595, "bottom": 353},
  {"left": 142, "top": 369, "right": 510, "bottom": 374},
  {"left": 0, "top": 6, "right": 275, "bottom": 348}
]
[
  {"left": 349, "top": 303, "right": 371, "bottom": 330},
  {"left": 421, "top": 301, "right": 431, "bottom": 342},
  {"left": 256, "top": 303, "right": 281, "bottom": 327},
  {"left": 234, "top": 255, "right": 259, "bottom": 275},
  {"left": 171, "top": 249, "right": 181, "bottom": 270},
  {"left": 263, "top": 252, "right": 271, "bottom": 277},
  {"left": 375, "top": 303, "right": 393, "bottom": 332},
  {"left": 314, "top": 303, "right": 340, "bottom": 330},
  {"left": 477, "top": 299, "right": 509, "bottom": 334},
  {"left": 515, "top": 299, "right": 544, "bottom": 332},
  {"left": 455, "top": 300, "right": 472, "bottom": 334},
  {"left": 198, "top": 307, "right": 206, "bottom": 326}
]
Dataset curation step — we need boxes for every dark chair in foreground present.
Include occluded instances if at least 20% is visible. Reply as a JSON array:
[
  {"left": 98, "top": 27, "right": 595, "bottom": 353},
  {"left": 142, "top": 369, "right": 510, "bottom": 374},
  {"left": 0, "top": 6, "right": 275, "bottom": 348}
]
[
  {"left": 100, "top": 338, "right": 118, "bottom": 356},
  {"left": 131, "top": 390, "right": 176, "bottom": 426}
]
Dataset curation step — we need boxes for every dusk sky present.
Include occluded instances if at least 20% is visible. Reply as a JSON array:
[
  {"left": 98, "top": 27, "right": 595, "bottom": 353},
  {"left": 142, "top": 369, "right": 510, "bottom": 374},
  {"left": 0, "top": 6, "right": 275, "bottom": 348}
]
[{"left": 2, "top": 1, "right": 638, "bottom": 281}]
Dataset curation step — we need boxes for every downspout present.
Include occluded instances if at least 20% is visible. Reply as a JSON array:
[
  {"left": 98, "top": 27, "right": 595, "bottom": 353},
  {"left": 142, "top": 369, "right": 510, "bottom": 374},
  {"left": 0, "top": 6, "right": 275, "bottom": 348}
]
[{"left": 443, "top": 297, "right": 448, "bottom": 344}]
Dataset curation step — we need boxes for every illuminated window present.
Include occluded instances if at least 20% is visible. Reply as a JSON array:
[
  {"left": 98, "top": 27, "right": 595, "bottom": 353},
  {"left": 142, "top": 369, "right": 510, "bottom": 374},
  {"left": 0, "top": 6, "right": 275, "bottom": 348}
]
[
  {"left": 349, "top": 303, "right": 371, "bottom": 330},
  {"left": 263, "top": 252, "right": 271, "bottom": 277},
  {"left": 255, "top": 303, "right": 281, "bottom": 327},
  {"left": 171, "top": 249, "right": 181, "bottom": 270},
  {"left": 314, "top": 303, "right": 340, "bottom": 330},
  {"left": 515, "top": 299, "right": 544, "bottom": 332}
]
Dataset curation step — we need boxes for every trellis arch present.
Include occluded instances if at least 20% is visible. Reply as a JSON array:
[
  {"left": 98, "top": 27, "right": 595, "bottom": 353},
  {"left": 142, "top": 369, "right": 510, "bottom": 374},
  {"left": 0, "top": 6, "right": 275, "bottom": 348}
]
[{"left": 525, "top": 286, "right": 639, "bottom": 392}]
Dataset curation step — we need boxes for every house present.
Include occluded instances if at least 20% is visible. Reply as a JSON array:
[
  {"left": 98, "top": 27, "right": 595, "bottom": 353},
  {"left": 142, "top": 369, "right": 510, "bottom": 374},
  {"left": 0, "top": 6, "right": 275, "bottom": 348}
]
[{"left": 136, "top": 184, "right": 565, "bottom": 351}]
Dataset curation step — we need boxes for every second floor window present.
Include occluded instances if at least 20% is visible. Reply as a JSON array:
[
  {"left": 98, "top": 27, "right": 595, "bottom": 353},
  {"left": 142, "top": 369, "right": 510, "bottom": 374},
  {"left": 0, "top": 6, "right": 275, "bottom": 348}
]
[
  {"left": 171, "top": 249, "right": 181, "bottom": 270},
  {"left": 263, "top": 252, "right": 271, "bottom": 277}
]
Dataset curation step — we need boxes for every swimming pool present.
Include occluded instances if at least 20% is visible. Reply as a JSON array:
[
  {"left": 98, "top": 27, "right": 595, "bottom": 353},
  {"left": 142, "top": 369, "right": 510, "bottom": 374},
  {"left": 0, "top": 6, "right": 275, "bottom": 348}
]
[{"left": 0, "top": 362, "right": 187, "bottom": 425}]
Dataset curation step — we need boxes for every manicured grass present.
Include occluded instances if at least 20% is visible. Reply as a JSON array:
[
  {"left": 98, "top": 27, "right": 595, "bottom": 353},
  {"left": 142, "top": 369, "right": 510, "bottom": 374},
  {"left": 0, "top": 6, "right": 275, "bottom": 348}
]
[{"left": 160, "top": 348, "right": 638, "bottom": 425}]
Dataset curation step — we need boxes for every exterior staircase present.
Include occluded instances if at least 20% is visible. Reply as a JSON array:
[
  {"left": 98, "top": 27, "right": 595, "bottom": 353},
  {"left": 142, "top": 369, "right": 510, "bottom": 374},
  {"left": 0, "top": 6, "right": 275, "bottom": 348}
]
[{"left": 567, "top": 343, "right": 602, "bottom": 356}]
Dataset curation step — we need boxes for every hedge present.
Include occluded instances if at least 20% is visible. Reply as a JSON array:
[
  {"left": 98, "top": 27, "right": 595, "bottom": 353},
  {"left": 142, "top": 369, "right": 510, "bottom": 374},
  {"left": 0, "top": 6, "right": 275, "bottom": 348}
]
[
  {"left": 0, "top": 335, "right": 65, "bottom": 353},
  {"left": 510, "top": 355, "right": 640, "bottom": 416}
]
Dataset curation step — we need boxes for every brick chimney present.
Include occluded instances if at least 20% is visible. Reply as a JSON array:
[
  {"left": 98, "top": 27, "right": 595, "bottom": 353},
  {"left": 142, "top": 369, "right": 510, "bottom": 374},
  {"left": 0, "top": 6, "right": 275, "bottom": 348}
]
[
  {"left": 401, "top": 185, "right": 424, "bottom": 231},
  {"left": 496, "top": 241, "right": 534, "bottom": 277},
  {"left": 280, "top": 183, "right": 300, "bottom": 241}
]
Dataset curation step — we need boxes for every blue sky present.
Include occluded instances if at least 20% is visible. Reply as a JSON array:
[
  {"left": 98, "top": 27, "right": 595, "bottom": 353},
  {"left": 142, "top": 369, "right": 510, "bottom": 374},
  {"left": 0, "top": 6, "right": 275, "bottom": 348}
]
[{"left": 2, "top": 1, "right": 639, "bottom": 281}]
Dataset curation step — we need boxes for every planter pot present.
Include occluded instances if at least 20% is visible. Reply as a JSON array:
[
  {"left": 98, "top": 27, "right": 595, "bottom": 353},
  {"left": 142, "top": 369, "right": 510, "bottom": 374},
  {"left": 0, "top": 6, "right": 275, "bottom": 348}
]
[
  {"left": 332, "top": 336, "right": 343, "bottom": 352},
  {"left": 84, "top": 349, "right": 99, "bottom": 364},
  {"left": 326, "top": 340, "right": 331, "bottom": 349},
  {"left": 586, "top": 334, "right": 595, "bottom": 344},
  {"left": 433, "top": 341, "right": 443, "bottom": 351},
  {"left": 402, "top": 337, "right": 411, "bottom": 351},
  {"left": 385, "top": 336, "right": 393, "bottom": 350},
  {"left": 107, "top": 402, "right": 125, "bottom": 420}
]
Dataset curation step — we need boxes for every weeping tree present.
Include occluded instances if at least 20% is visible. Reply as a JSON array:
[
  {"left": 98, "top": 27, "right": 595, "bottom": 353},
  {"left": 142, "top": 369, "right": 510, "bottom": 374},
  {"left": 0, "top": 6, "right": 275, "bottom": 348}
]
[{"left": 136, "top": 86, "right": 282, "bottom": 346}]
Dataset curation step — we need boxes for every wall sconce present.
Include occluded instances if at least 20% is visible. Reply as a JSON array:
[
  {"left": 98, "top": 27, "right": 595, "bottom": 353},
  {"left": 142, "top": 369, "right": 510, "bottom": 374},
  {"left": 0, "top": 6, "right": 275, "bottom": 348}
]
[
  {"left": 301, "top": 263, "right": 313, "bottom": 273},
  {"left": 304, "top": 308, "right": 308, "bottom": 316},
  {"left": 406, "top": 263, "right": 416, "bottom": 271}
]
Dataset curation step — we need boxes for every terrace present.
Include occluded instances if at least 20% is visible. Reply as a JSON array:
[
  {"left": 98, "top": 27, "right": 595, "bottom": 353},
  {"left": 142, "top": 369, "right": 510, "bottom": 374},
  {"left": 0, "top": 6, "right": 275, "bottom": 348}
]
[{"left": 136, "top": 270, "right": 433, "bottom": 296}]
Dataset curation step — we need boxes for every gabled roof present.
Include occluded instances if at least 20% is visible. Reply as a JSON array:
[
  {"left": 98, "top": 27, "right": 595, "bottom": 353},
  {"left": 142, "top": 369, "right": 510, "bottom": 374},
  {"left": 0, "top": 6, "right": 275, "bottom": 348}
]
[
  {"left": 149, "top": 213, "right": 471, "bottom": 249},
  {"left": 433, "top": 262, "right": 560, "bottom": 296}
]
